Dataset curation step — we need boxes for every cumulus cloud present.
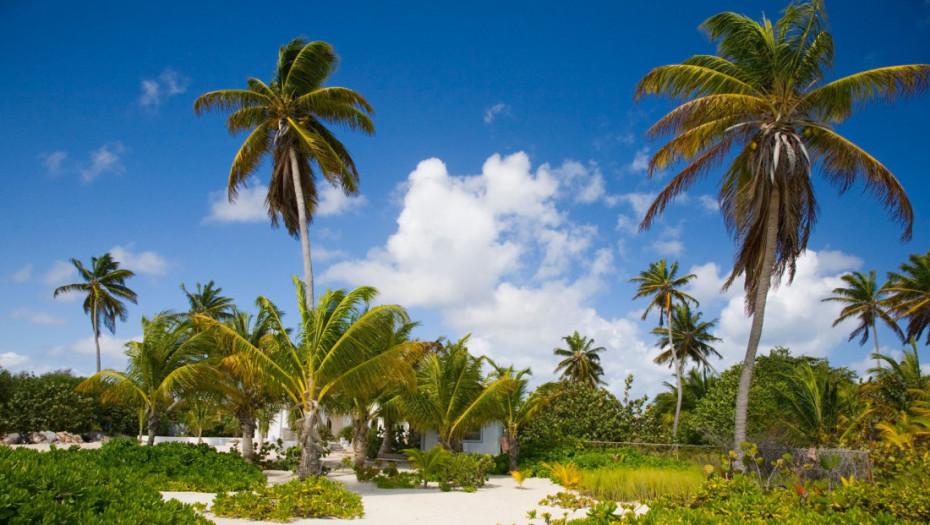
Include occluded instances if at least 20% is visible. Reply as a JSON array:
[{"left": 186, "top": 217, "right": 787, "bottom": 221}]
[
  {"left": 48, "top": 333, "right": 139, "bottom": 372},
  {"left": 0, "top": 351, "right": 32, "bottom": 371},
  {"left": 698, "top": 194, "right": 720, "bottom": 211},
  {"left": 616, "top": 192, "right": 657, "bottom": 221},
  {"left": 140, "top": 69, "right": 190, "bottom": 107},
  {"left": 649, "top": 239, "right": 684, "bottom": 256},
  {"left": 316, "top": 184, "right": 367, "bottom": 217},
  {"left": 709, "top": 249, "right": 863, "bottom": 366},
  {"left": 546, "top": 160, "right": 606, "bottom": 204},
  {"left": 44, "top": 260, "right": 76, "bottom": 287},
  {"left": 484, "top": 102, "right": 511, "bottom": 124},
  {"left": 630, "top": 147, "right": 650, "bottom": 173},
  {"left": 40, "top": 151, "right": 68, "bottom": 176},
  {"left": 323, "top": 152, "right": 676, "bottom": 396},
  {"left": 110, "top": 244, "right": 169, "bottom": 275},
  {"left": 79, "top": 143, "right": 125, "bottom": 183},
  {"left": 205, "top": 185, "right": 268, "bottom": 223},
  {"left": 12, "top": 264, "right": 32, "bottom": 282},
  {"left": 10, "top": 308, "right": 67, "bottom": 325}
]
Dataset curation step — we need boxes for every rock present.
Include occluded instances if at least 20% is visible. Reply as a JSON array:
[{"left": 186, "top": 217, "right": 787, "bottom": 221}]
[
  {"left": 29, "top": 431, "right": 58, "bottom": 444},
  {"left": 1, "top": 433, "right": 23, "bottom": 445},
  {"left": 82, "top": 431, "right": 107, "bottom": 442},
  {"left": 56, "top": 432, "right": 84, "bottom": 444}
]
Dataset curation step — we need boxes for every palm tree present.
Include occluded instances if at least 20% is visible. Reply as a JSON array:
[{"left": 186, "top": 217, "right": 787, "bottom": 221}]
[
  {"left": 635, "top": 0, "right": 926, "bottom": 454},
  {"left": 53, "top": 253, "right": 137, "bottom": 373},
  {"left": 652, "top": 368, "right": 716, "bottom": 429},
  {"left": 552, "top": 331, "right": 606, "bottom": 388},
  {"left": 181, "top": 280, "right": 235, "bottom": 323},
  {"left": 78, "top": 313, "right": 211, "bottom": 445},
  {"left": 651, "top": 303, "right": 722, "bottom": 373},
  {"left": 195, "top": 39, "right": 374, "bottom": 309},
  {"left": 489, "top": 362, "right": 557, "bottom": 471},
  {"left": 199, "top": 281, "right": 416, "bottom": 479},
  {"left": 777, "top": 363, "right": 869, "bottom": 446},
  {"left": 822, "top": 271, "right": 903, "bottom": 369},
  {"left": 401, "top": 337, "right": 512, "bottom": 452},
  {"left": 887, "top": 251, "right": 930, "bottom": 345},
  {"left": 867, "top": 339, "right": 929, "bottom": 415},
  {"left": 631, "top": 259, "right": 698, "bottom": 438}
]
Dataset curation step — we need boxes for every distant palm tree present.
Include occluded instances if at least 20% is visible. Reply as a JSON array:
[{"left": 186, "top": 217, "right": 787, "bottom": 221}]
[
  {"left": 635, "top": 0, "right": 926, "bottom": 454},
  {"left": 489, "top": 362, "right": 557, "bottom": 471},
  {"left": 653, "top": 368, "right": 716, "bottom": 429},
  {"left": 887, "top": 251, "right": 930, "bottom": 345},
  {"left": 181, "top": 280, "right": 235, "bottom": 322},
  {"left": 631, "top": 259, "right": 697, "bottom": 438},
  {"left": 195, "top": 39, "right": 374, "bottom": 308},
  {"left": 651, "top": 303, "right": 722, "bottom": 373},
  {"left": 553, "top": 331, "right": 606, "bottom": 388},
  {"left": 822, "top": 271, "right": 903, "bottom": 369},
  {"left": 54, "top": 253, "right": 137, "bottom": 373},
  {"left": 78, "top": 313, "right": 211, "bottom": 444}
]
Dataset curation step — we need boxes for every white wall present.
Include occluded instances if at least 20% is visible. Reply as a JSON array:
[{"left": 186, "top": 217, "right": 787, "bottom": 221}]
[{"left": 421, "top": 422, "right": 502, "bottom": 455}]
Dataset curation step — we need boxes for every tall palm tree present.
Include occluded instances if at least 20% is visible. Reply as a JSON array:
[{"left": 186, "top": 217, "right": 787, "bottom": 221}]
[
  {"left": 195, "top": 39, "right": 374, "bottom": 308},
  {"left": 631, "top": 259, "right": 698, "bottom": 438},
  {"left": 651, "top": 303, "right": 722, "bottom": 373},
  {"left": 54, "top": 253, "right": 138, "bottom": 373},
  {"left": 552, "top": 331, "right": 606, "bottom": 388},
  {"left": 887, "top": 251, "right": 930, "bottom": 345},
  {"left": 78, "top": 313, "right": 211, "bottom": 445},
  {"left": 635, "top": 0, "right": 926, "bottom": 454},
  {"left": 181, "top": 280, "right": 235, "bottom": 323},
  {"left": 822, "top": 270, "right": 903, "bottom": 369},
  {"left": 199, "top": 281, "right": 415, "bottom": 479},
  {"left": 401, "top": 337, "right": 512, "bottom": 452}
]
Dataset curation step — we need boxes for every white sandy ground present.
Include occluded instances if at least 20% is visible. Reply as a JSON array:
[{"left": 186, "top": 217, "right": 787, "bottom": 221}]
[{"left": 10, "top": 443, "right": 647, "bottom": 524}]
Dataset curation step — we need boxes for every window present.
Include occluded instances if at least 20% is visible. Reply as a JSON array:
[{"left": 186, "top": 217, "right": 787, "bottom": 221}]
[{"left": 463, "top": 427, "right": 482, "bottom": 442}]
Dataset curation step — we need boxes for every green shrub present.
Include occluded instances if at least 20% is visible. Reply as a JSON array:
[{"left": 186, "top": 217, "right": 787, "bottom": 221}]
[
  {"left": 403, "top": 446, "right": 451, "bottom": 488},
  {"left": 373, "top": 470, "right": 421, "bottom": 489},
  {"left": 0, "top": 372, "right": 96, "bottom": 434},
  {"left": 437, "top": 453, "right": 492, "bottom": 492},
  {"left": 581, "top": 465, "right": 705, "bottom": 502},
  {"left": 0, "top": 446, "right": 211, "bottom": 524},
  {"left": 212, "top": 476, "right": 363, "bottom": 521}
]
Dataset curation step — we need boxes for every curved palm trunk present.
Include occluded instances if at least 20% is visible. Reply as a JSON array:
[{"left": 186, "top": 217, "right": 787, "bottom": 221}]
[
  {"left": 503, "top": 429, "right": 519, "bottom": 471},
  {"left": 668, "top": 300, "right": 683, "bottom": 439},
  {"left": 378, "top": 417, "right": 394, "bottom": 457},
  {"left": 872, "top": 321, "right": 881, "bottom": 371},
  {"left": 296, "top": 400, "right": 325, "bottom": 479},
  {"left": 352, "top": 416, "right": 369, "bottom": 468},
  {"left": 734, "top": 188, "right": 780, "bottom": 463},
  {"left": 288, "top": 148, "right": 315, "bottom": 309}
]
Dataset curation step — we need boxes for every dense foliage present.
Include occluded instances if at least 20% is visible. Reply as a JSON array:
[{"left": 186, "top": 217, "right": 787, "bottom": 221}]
[
  {"left": 0, "top": 445, "right": 212, "bottom": 524},
  {"left": 212, "top": 477, "right": 363, "bottom": 521}
]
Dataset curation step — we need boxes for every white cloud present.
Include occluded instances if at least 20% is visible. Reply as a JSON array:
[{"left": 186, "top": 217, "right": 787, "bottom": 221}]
[
  {"left": 698, "top": 194, "right": 719, "bottom": 211},
  {"left": 710, "top": 249, "right": 862, "bottom": 366},
  {"left": 48, "top": 333, "right": 139, "bottom": 372},
  {"left": 313, "top": 246, "right": 349, "bottom": 262},
  {"left": 110, "top": 244, "right": 169, "bottom": 275},
  {"left": 44, "top": 260, "right": 76, "bottom": 287},
  {"left": 40, "top": 151, "right": 67, "bottom": 175},
  {"left": 630, "top": 147, "right": 650, "bottom": 173},
  {"left": 10, "top": 308, "right": 67, "bottom": 325},
  {"left": 616, "top": 214, "right": 638, "bottom": 235},
  {"left": 0, "top": 351, "right": 32, "bottom": 371},
  {"left": 12, "top": 264, "right": 32, "bottom": 282},
  {"left": 79, "top": 143, "right": 125, "bottom": 183},
  {"left": 649, "top": 239, "right": 684, "bottom": 256},
  {"left": 546, "top": 160, "right": 606, "bottom": 204},
  {"left": 316, "top": 184, "right": 367, "bottom": 217},
  {"left": 205, "top": 185, "right": 268, "bottom": 223},
  {"left": 616, "top": 192, "right": 657, "bottom": 221},
  {"left": 140, "top": 68, "right": 189, "bottom": 107},
  {"left": 323, "top": 152, "right": 674, "bottom": 397},
  {"left": 484, "top": 102, "right": 510, "bottom": 124}
]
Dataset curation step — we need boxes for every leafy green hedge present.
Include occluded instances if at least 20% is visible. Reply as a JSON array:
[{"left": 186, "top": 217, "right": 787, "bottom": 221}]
[
  {"left": 212, "top": 476, "right": 363, "bottom": 521},
  {"left": 0, "top": 445, "right": 212, "bottom": 524}
]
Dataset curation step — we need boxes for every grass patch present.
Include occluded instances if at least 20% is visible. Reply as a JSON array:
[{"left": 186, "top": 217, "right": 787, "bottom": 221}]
[{"left": 581, "top": 465, "right": 705, "bottom": 502}]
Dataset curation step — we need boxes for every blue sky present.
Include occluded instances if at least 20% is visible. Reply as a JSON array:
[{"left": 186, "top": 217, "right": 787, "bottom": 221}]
[{"left": 1, "top": 0, "right": 928, "bottom": 398}]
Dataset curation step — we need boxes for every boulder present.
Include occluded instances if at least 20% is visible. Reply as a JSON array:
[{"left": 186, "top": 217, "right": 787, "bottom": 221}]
[
  {"left": 56, "top": 432, "right": 84, "bottom": 444},
  {"left": 30, "top": 431, "right": 59, "bottom": 444},
  {"left": 82, "top": 431, "right": 107, "bottom": 442},
  {"left": 1, "top": 433, "right": 23, "bottom": 445}
]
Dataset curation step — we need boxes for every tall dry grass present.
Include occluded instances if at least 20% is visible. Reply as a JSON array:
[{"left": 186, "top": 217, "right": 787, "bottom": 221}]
[{"left": 580, "top": 465, "right": 704, "bottom": 502}]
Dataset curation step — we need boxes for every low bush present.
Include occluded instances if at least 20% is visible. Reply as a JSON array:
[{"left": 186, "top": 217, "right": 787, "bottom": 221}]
[
  {"left": 437, "top": 453, "right": 493, "bottom": 492},
  {"left": 212, "top": 476, "right": 363, "bottom": 521},
  {"left": 0, "top": 446, "right": 211, "bottom": 524},
  {"left": 373, "top": 471, "right": 421, "bottom": 489}
]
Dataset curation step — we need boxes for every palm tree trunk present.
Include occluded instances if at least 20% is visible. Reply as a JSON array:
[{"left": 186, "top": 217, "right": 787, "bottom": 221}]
[
  {"left": 872, "top": 321, "right": 881, "bottom": 371},
  {"left": 288, "top": 149, "right": 314, "bottom": 309},
  {"left": 734, "top": 188, "right": 780, "bottom": 463},
  {"left": 147, "top": 407, "right": 160, "bottom": 446},
  {"left": 505, "top": 430, "right": 519, "bottom": 471},
  {"left": 352, "top": 416, "right": 369, "bottom": 468},
  {"left": 92, "top": 304, "right": 101, "bottom": 373},
  {"left": 296, "top": 400, "right": 325, "bottom": 479},
  {"left": 669, "top": 300, "right": 683, "bottom": 439},
  {"left": 240, "top": 415, "right": 255, "bottom": 463},
  {"left": 378, "top": 418, "right": 394, "bottom": 457}
]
